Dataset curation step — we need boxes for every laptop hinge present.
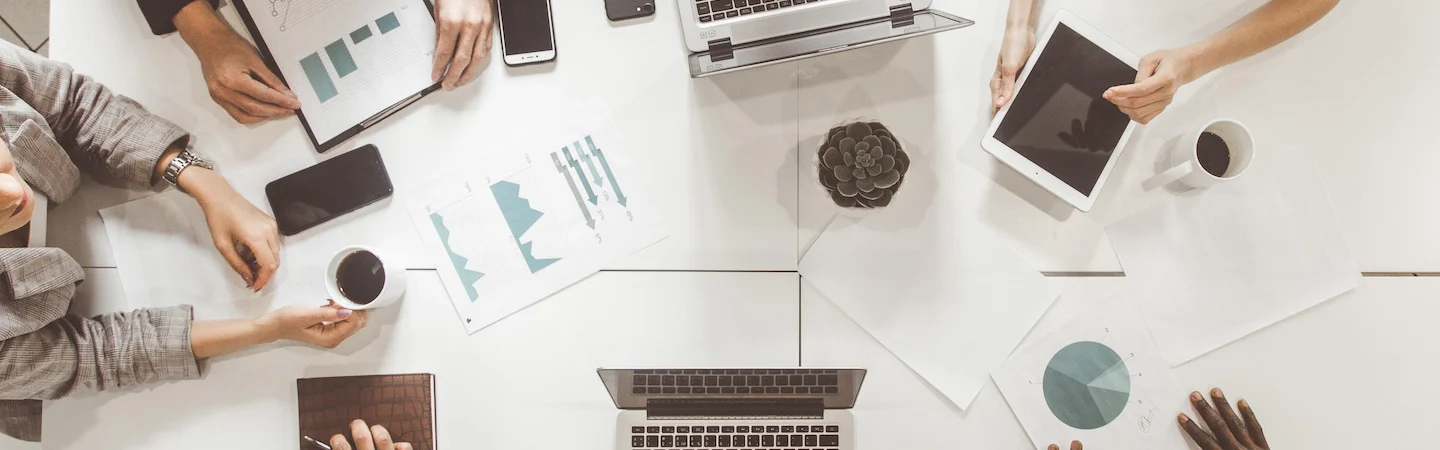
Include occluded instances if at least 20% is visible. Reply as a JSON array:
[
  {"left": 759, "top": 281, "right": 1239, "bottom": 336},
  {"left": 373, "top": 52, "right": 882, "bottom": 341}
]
[
  {"left": 889, "top": 3, "right": 916, "bottom": 27},
  {"left": 645, "top": 398, "right": 824, "bottom": 420},
  {"left": 706, "top": 38, "right": 735, "bottom": 62}
]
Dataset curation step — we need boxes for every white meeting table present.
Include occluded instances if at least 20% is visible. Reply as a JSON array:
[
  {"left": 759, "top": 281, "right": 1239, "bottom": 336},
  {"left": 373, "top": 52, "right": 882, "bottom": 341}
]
[{"left": 41, "top": 0, "right": 1440, "bottom": 448}]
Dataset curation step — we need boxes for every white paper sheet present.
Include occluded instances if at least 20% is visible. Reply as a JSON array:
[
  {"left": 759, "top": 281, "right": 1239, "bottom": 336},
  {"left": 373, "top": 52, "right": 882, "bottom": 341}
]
[
  {"left": 101, "top": 191, "right": 309, "bottom": 316},
  {"left": 1106, "top": 148, "right": 1362, "bottom": 365},
  {"left": 798, "top": 165, "right": 1059, "bottom": 410},
  {"left": 406, "top": 107, "right": 667, "bottom": 334},
  {"left": 994, "top": 297, "right": 1190, "bottom": 450},
  {"left": 240, "top": 0, "right": 437, "bottom": 143}
]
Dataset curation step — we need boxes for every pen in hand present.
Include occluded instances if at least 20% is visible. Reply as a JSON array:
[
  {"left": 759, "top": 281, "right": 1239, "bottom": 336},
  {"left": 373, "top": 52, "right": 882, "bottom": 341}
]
[{"left": 303, "top": 435, "right": 332, "bottom": 450}]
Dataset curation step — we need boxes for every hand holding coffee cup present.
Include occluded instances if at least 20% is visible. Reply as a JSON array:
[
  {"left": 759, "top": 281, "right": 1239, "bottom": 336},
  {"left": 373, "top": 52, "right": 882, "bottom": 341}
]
[
  {"left": 1143, "top": 118, "right": 1255, "bottom": 190},
  {"left": 326, "top": 246, "right": 407, "bottom": 310}
]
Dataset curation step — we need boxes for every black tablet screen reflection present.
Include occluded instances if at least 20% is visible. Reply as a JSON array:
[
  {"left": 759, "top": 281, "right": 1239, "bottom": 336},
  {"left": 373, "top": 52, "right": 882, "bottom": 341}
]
[{"left": 994, "top": 23, "right": 1136, "bottom": 196}]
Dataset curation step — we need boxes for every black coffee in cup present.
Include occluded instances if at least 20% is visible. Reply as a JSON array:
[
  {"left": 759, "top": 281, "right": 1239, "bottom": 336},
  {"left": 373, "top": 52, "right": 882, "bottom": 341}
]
[
  {"left": 336, "top": 250, "right": 385, "bottom": 304},
  {"left": 1197, "top": 131, "right": 1232, "bottom": 177}
]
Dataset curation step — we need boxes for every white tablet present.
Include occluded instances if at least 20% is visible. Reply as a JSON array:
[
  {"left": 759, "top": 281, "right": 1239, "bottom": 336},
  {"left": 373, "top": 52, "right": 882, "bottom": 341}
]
[{"left": 981, "top": 10, "right": 1140, "bottom": 212}]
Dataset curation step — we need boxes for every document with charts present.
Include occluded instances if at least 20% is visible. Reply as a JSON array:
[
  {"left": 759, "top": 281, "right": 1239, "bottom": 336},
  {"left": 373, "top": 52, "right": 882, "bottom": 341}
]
[
  {"left": 406, "top": 123, "right": 666, "bottom": 334},
  {"left": 235, "top": 0, "right": 437, "bottom": 148}
]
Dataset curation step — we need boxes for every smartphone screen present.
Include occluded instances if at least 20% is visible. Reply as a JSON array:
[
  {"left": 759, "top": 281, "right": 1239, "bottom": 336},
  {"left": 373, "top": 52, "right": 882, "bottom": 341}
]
[
  {"left": 499, "top": 0, "right": 554, "bottom": 55},
  {"left": 266, "top": 145, "right": 393, "bottom": 236}
]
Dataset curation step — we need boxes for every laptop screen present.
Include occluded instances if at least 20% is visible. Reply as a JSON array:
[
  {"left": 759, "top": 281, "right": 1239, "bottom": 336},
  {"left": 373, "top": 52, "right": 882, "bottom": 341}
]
[
  {"left": 688, "top": 10, "right": 973, "bottom": 77},
  {"left": 598, "top": 368, "right": 867, "bottom": 409}
]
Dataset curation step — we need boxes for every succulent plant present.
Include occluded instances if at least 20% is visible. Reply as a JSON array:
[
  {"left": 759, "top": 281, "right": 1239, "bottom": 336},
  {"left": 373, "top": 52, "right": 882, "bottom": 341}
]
[{"left": 818, "top": 121, "right": 910, "bottom": 208}]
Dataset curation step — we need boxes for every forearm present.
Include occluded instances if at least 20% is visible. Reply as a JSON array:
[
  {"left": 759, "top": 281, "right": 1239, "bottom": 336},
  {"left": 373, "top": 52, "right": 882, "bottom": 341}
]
[
  {"left": 173, "top": 0, "right": 233, "bottom": 52},
  {"left": 1005, "top": 0, "right": 1040, "bottom": 31},
  {"left": 191, "top": 317, "right": 278, "bottom": 359},
  {"left": 1184, "top": 0, "right": 1338, "bottom": 80},
  {"left": 153, "top": 142, "right": 238, "bottom": 207}
]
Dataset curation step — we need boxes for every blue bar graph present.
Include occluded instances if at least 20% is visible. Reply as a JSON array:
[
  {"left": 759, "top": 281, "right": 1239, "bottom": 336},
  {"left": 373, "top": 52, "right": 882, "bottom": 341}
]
[
  {"left": 376, "top": 12, "right": 401, "bottom": 34},
  {"left": 299, "top": 53, "right": 338, "bottom": 102},
  {"left": 325, "top": 39, "right": 358, "bottom": 78},
  {"left": 350, "top": 25, "right": 373, "bottom": 44}
]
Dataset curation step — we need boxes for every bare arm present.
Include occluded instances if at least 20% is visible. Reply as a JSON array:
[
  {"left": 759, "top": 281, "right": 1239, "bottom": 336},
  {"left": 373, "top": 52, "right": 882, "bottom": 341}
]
[
  {"left": 1185, "top": 0, "right": 1339, "bottom": 80},
  {"left": 989, "top": 0, "right": 1041, "bottom": 110},
  {"left": 191, "top": 305, "right": 369, "bottom": 358}
]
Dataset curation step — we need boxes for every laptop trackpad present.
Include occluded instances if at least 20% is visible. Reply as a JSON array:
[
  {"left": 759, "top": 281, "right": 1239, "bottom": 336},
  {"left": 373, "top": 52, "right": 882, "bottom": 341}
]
[{"left": 730, "top": 0, "right": 889, "bottom": 43}]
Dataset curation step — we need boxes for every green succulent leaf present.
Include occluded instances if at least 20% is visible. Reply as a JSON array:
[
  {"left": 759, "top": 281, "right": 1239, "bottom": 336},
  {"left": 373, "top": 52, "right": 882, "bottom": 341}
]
[
  {"left": 869, "top": 147, "right": 882, "bottom": 160},
  {"left": 862, "top": 136, "right": 881, "bottom": 148},
  {"left": 872, "top": 169, "right": 900, "bottom": 189},
  {"left": 879, "top": 137, "right": 896, "bottom": 155},
  {"left": 837, "top": 181, "right": 859, "bottom": 197},
  {"left": 831, "top": 189, "right": 859, "bottom": 207},
  {"left": 856, "top": 176, "right": 875, "bottom": 193},
  {"left": 867, "top": 164, "right": 882, "bottom": 177},
  {"left": 868, "top": 122, "right": 887, "bottom": 134},
  {"left": 879, "top": 154, "right": 895, "bottom": 172},
  {"left": 828, "top": 127, "right": 846, "bottom": 147},
  {"left": 854, "top": 141, "right": 871, "bottom": 154},
  {"left": 859, "top": 186, "right": 884, "bottom": 200},
  {"left": 871, "top": 189, "right": 894, "bottom": 207},
  {"left": 822, "top": 147, "right": 842, "bottom": 169},
  {"left": 840, "top": 137, "right": 857, "bottom": 157},
  {"left": 834, "top": 164, "right": 853, "bottom": 182},
  {"left": 895, "top": 150, "right": 910, "bottom": 175},
  {"left": 874, "top": 128, "right": 893, "bottom": 140},
  {"left": 853, "top": 167, "right": 867, "bottom": 180},
  {"left": 845, "top": 122, "right": 873, "bottom": 140},
  {"left": 820, "top": 169, "right": 840, "bottom": 189}
]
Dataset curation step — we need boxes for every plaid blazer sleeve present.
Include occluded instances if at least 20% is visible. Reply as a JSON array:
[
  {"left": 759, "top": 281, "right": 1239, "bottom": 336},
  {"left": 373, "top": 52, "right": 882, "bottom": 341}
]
[
  {"left": 0, "top": 289, "right": 201, "bottom": 402},
  {"left": 0, "top": 40, "right": 188, "bottom": 187}
]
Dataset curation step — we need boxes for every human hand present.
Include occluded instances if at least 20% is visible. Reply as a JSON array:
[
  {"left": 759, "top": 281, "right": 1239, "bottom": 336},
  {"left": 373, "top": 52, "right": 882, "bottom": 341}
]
[
  {"left": 174, "top": 2, "right": 301, "bottom": 124},
  {"left": 1179, "top": 388, "right": 1270, "bottom": 450},
  {"left": 990, "top": 25, "right": 1036, "bottom": 112},
  {"left": 1102, "top": 47, "right": 1198, "bottom": 124},
  {"left": 1047, "top": 441, "right": 1083, "bottom": 450},
  {"left": 330, "top": 419, "right": 413, "bottom": 450},
  {"left": 184, "top": 169, "right": 280, "bottom": 291},
  {"left": 432, "top": 0, "right": 496, "bottom": 89},
  {"left": 258, "top": 302, "right": 369, "bottom": 349}
]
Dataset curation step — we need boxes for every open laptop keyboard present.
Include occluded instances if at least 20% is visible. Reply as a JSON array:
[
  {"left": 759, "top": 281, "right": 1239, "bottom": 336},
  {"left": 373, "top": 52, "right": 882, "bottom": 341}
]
[
  {"left": 631, "top": 369, "right": 841, "bottom": 395},
  {"left": 696, "top": 0, "right": 826, "bottom": 23},
  {"left": 630, "top": 424, "right": 842, "bottom": 449}
]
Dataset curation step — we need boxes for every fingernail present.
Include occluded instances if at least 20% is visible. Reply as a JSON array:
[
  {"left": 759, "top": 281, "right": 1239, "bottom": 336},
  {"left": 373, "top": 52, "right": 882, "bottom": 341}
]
[
  {"left": 1190, "top": 391, "right": 1204, "bottom": 401},
  {"left": 1211, "top": 387, "right": 1225, "bottom": 399},
  {"left": 337, "top": 309, "right": 353, "bottom": 319},
  {"left": 1237, "top": 399, "right": 1249, "bottom": 409},
  {"left": 1178, "top": 413, "right": 1190, "bottom": 424}
]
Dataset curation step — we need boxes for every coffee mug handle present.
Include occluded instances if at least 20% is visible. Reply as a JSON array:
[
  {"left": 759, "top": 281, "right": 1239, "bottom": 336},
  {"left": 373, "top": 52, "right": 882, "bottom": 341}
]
[{"left": 1143, "top": 161, "right": 1194, "bottom": 191}]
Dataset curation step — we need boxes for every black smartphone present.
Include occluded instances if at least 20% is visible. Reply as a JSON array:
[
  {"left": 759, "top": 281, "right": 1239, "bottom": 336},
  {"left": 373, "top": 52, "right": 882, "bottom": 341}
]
[
  {"left": 606, "top": 0, "right": 655, "bottom": 21},
  {"left": 266, "top": 144, "right": 393, "bottom": 236},
  {"left": 497, "top": 0, "right": 557, "bottom": 66}
]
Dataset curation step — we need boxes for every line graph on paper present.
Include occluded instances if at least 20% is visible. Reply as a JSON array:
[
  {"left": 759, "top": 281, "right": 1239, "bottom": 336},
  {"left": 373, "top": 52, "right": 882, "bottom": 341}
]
[{"left": 269, "top": 0, "right": 343, "bottom": 31}]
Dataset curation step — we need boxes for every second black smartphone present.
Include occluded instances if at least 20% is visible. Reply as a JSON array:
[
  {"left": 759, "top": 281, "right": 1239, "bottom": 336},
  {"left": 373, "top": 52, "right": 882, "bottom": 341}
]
[
  {"left": 266, "top": 144, "right": 393, "bottom": 236},
  {"left": 606, "top": 0, "right": 655, "bottom": 21}
]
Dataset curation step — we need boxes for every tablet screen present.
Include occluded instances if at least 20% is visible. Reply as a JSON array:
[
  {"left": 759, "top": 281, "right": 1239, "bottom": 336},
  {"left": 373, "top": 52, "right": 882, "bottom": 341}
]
[{"left": 993, "top": 23, "right": 1136, "bottom": 196}]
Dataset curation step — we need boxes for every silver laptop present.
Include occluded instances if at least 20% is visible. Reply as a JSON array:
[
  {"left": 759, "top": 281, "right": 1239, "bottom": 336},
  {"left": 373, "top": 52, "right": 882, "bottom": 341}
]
[
  {"left": 600, "top": 367, "right": 867, "bottom": 449},
  {"left": 678, "top": 0, "right": 973, "bottom": 77}
]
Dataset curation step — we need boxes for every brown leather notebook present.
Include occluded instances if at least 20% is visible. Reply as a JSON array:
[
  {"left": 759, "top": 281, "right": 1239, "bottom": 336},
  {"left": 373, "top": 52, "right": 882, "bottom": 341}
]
[{"left": 297, "top": 373, "right": 437, "bottom": 450}]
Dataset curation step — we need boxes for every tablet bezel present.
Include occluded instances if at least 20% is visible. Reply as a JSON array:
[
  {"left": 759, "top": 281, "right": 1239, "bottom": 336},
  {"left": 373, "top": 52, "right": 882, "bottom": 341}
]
[{"left": 981, "top": 9, "right": 1140, "bottom": 212}]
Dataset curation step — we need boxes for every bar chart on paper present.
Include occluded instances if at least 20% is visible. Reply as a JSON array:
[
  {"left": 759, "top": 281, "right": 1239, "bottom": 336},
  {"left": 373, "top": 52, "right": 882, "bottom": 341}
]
[
  {"left": 408, "top": 129, "right": 666, "bottom": 334},
  {"left": 297, "top": 10, "right": 421, "bottom": 103}
]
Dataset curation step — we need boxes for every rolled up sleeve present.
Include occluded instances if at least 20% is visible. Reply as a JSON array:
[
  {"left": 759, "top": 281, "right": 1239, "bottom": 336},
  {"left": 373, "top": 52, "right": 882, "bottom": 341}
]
[
  {"left": 0, "top": 300, "right": 201, "bottom": 401},
  {"left": 0, "top": 40, "right": 188, "bottom": 187}
]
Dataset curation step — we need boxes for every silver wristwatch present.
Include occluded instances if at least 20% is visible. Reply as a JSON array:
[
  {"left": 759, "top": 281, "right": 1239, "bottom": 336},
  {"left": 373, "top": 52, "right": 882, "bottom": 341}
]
[{"left": 163, "top": 149, "right": 215, "bottom": 192}]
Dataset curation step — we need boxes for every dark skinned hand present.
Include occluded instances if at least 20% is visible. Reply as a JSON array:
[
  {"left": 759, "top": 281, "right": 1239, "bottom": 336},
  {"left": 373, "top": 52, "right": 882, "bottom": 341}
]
[
  {"left": 1180, "top": 388, "right": 1270, "bottom": 450},
  {"left": 1047, "top": 441, "right": 1083, "bottom": 450}
]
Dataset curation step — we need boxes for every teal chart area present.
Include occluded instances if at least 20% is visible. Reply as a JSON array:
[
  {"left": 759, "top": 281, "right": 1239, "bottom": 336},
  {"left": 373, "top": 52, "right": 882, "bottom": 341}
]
[
  {"left": 429, "top": 212, "right": 486, "bottom": 302},
  {"left": 490, "top": 181, "right": 562, "bottom": 273},
  {"left": 1043, "top": 341, "right": 1131, "bottom": 430}
]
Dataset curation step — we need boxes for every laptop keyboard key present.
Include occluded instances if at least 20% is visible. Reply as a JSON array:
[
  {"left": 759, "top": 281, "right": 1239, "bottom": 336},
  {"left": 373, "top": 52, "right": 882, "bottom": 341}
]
[
  {"left": 704, "top": 435, "right": 716, "bottom": 447},
  {"left": 810, "top": 387, "right": 824, "bottom": 394},
  {"left": 765, "top": 3, "right": 779, "bottom": 10},
  {"left": 806, "top": 434, "right": 818, "bottom": 446},
  {"left": 826, "top": 426, "right": 838, "bottom": 433},
  {"left": 663, "top": 387, "right": 676, "bottom": 394},
  {"left": 762, "top": 376, "right": 775, "bottom": 386},
  {"left": 707, "top": 387, "right": 721, "bottom": 394},
  {"left": 824, "top": 387, "right": 839, "bottom": 394},
  {"left": 722, "top": 426, "right": 735, "bottom": 433},
  {"left": 719, "top": 435, "right": 732, "bottom": 446},
  {"left": 632, "top": 435, "right": 645, "bottom": 447},
  {"left": 648, "top": 426, "right": 661, "bottom": 433},
  {"left": 781, "top": 387, "right": 794, "bottom": 393},
  {"left": 678, "top": 387, "right": 692, "bottom": 394},
  {"left": 690, "top": 435, "right": 702, "bottom": 447},
  {"left": 737, "top": 426, "right": 749, "bottom": 433},
  {"left": 747, "top": 435, "right": 760, "bottom": 446},
  {"left": 632, "top": 387, "right": 645, "bottom": 394},
  {"left": 819, "top": 375, "right": 838, "bottom": 386},
  {"left": 634, "top": 375, "right": 647, "bottom": 385},
  {"left": 725, "top": 10, "right": 738, "bottom": 17},
  {"left": 781, "top": 426, "right": 794, "bottom": 433},
  {"left": 766, "top": 387, "right": 780, "bottom": 394},
  {"left": 663, "top": 427, "right": 676, "bottom": 433},
  {"left": 767, "top": 426, "right": 780, "bottom": 433},
  {"left": 747, "top": 376, "right": 761, "bottom": 385},
  {"left": 737, "top": 387, "right": 751, "bottom": 393},
  {"left": 697, "top": 3, "right": 711, "bottom": 13},
  {"left": 662, "top": 435, "right": 674, "bottom": 447},
  {"left": 722, "top": 387, "right": 736, "bottom": 394},
  {"left": 820, "top": 434, "right": 840, "bottom": 446},
  {"left": 796, "top": 426, "right": 808, "bottom": 433},
  {"left": 790, "top": 375, "right": 804, "bottom": 385},
  {"left": 647, "top": 387, "right": 661, "bottom": 394},
  {"left": 678, "top": 426, "right": 690, "bottom": 433},
  {"left": 663, "top": 376, "right": 675, "bottom": 386},
  {"left": 707, "top": 426, "right": 720, "bottom": 433},
  {"left": 791, "top": 434, "right": 804, "bottom": 446},
  {"left": 647, "top": 435, "right": 660, "bottom": 447}
]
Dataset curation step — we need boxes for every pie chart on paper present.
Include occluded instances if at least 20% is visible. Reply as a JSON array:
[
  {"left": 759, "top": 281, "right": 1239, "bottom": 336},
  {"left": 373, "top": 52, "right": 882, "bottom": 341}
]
[{"left": 1043, "top": 341, "right": 1131, "bottom": 430}]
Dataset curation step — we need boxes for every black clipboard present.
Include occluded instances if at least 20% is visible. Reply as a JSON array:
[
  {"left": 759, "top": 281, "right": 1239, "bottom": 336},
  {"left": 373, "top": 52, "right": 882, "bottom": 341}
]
[{"left": 232, "top": 0, "right": 443, "bottom": 153}]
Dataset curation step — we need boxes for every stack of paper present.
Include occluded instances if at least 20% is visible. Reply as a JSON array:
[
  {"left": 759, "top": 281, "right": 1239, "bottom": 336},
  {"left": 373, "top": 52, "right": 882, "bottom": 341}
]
[
  {"left": 1107, "top": 148, "right": 1362, "bottom": 365},
  {"left": 799, "top": 165, "right": 1058, "bottom": 410}
]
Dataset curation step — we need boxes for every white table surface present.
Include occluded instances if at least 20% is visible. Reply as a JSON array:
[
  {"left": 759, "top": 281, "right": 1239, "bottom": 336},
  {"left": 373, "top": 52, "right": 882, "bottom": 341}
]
[
  {"left": 46, "top": 270, "right": 800, "bottom": 449},
  {"left": 48, "top": 0, "right": 802, "bottom": 272},
  {"left": 803, "top": 275, "right": 1440, "bottom": 449},
  {"left": 797, "top": 0, "right": 1440, "bottom": 272}
]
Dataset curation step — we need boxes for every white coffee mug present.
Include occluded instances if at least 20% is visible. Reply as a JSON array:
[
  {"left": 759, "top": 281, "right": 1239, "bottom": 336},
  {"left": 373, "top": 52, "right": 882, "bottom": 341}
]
[
  {"left": 1144, "top": 118, "right": 1255, "bottom": 190},
  {"left": 325, "top": 245, "right": 407, "bottom": 310}
]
